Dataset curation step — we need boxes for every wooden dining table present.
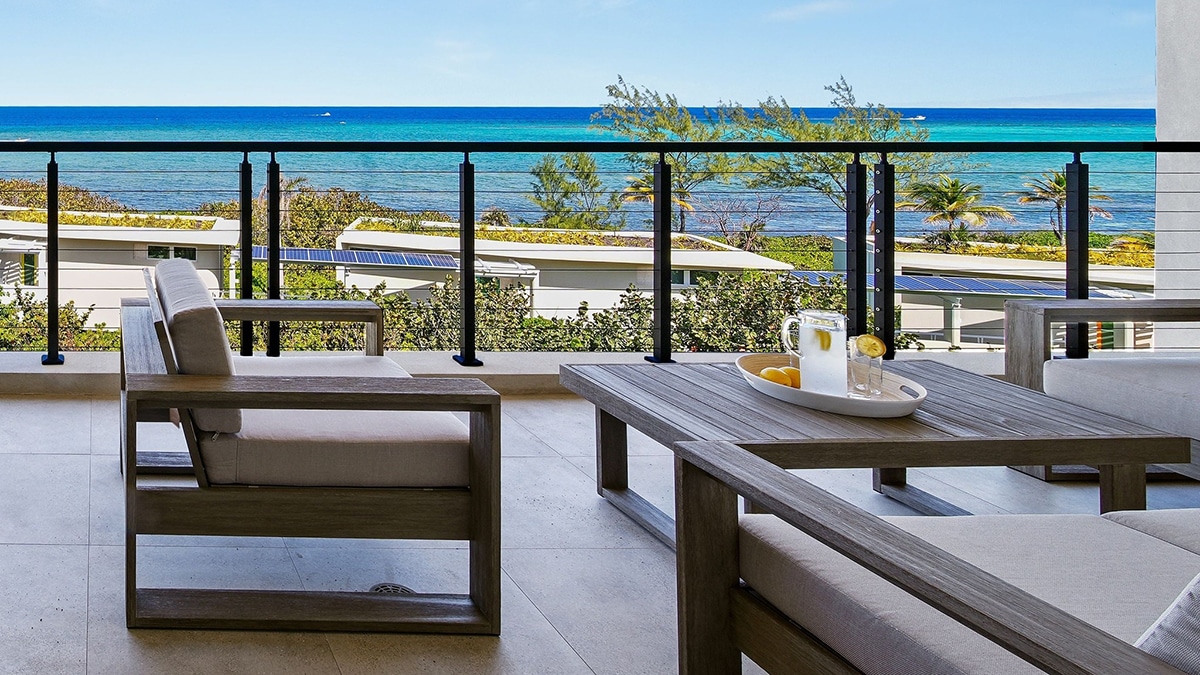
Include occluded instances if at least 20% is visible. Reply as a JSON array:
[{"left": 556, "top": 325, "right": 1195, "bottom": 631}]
[{"left": 560, "top": 359, "right": 1190, "bottom": 548}]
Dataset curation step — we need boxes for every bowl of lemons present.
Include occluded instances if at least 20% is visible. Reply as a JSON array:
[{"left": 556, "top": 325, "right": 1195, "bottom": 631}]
[{"left": 735, "top": 349, "right": 926, "bottom": 418}]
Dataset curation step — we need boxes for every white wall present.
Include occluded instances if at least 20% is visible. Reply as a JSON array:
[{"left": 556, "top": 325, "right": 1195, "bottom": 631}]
[{"left": 1155, "top": 0, "right": 1200, "bottom": 347}]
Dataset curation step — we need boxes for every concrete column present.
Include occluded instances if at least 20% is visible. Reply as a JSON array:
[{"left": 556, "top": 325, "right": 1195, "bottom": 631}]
[{"left": 1156, "top": 0, "right": 1200, "bottom": 347}]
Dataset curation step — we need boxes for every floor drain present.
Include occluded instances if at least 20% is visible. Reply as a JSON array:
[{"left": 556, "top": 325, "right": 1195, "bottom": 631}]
[{"left": 370, "top": 583, "right": 415, "bottom": 594}]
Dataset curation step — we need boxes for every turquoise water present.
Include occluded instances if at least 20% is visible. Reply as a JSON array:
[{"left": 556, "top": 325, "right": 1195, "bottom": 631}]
[{"left": 0, "top": 107, "right": 1156, "bottom": 235}]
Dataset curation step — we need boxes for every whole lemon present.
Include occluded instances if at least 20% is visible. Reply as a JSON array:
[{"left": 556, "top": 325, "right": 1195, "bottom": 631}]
[
  {"left": 779, "top": 366, "right": 801, "bottom": 388},
  {"left": 758, "top": 367, "right": 792, "bottom": 386}
]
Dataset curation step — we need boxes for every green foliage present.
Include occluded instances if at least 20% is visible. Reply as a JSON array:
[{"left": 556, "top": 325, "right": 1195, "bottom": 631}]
[
  {"left": 1007, "top": 171, "right": 1113, "bottom": 244},
  {"left": 0, "top": 286, "right": 119, "bottom": 351},
  {"left": 528, "top": 153, "right": 627, "bottom": 230},
  {"left": 198, "top": 180, "right": 450, "bottom": 250},
  {"left": 592, "top": 76, "right": 741, "bottom": 232},
  {"left": 739, "top": 78, "right": 959, "bottom": 211},
  {"left": 479, "top": 207, "right": 512, "bottom": 227},
  {"left": 672, "top": 271, "right": 844, "bottom": 352},
  {"left": 896, "top": 231, "right": 1155, "bottom": 268},
  {"left": 354, "top": 218, "right": 722, "bottom": 250},
  {"left": 759, "top": 235, "right": 835, "bottom": 270},
  {"left": 0, "top": 209, "right": 213, "bottom": 229},
  {"left": 896, "top": 174, "right": 1015, "bottom": 250},
  {"left": 0, "top": 178, "right": 129, "bottom": 212}
]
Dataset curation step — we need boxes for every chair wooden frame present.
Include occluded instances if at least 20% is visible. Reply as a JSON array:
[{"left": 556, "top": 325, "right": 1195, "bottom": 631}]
[
  {"left": 672, "top": 439, "right": 1185, "bottom": 674},
  {"left": 119, "top": 283, "right": 500, "bottom": 633},
  {"left": 1004, "top": 297, "right": 1200, "bottom": 481}
]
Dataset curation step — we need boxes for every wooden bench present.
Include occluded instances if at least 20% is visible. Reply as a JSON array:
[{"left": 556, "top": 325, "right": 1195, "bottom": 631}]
[{"left": 674, "top": 439, "right": 1192, "bottom": 674}]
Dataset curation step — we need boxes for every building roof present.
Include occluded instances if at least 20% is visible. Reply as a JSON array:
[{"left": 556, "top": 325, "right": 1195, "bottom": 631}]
[{"left": 338, "top": 224, "right": 793, "bottom": 272}]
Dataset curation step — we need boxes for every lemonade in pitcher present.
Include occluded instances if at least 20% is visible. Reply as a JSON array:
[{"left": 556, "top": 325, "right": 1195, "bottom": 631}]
[{"left": 781, "top": 310, "right": 848, "bottom": 397}]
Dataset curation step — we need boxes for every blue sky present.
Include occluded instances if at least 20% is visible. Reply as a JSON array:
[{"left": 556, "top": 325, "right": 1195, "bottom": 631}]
[{"left": 2, "top": 0, "right": 1155, "bottom": 107}]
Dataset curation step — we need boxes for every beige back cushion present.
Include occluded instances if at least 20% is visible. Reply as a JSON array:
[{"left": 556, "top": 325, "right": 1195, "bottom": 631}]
[
  {"left": 1137, "top": 571, "right": 1200, "bottom": 674},
  {"left": 154, "top": 259, "right": 241, "bottom": 433}
]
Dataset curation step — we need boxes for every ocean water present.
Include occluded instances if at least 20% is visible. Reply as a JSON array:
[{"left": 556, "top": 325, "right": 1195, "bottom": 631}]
[{"left": 0, "top": 107, "right": 1156, "bottom": 236}]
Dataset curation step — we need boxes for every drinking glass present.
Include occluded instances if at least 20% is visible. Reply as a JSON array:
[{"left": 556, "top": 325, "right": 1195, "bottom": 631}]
[
  {"left": 848, "top": 337, "right": 884, "bottom": 399},
  {"left": 781, "top": 309, "right": 848, "bottom": 397}
]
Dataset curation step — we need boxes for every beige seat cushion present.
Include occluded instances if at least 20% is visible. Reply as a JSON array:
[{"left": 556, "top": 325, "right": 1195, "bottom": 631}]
[
  {"left": 1043, "top": 357, "right": 1200, "bottom": 441},
  {"left": 154, "top": 259, "right": 240, "bottom": 434},
  {"left": 199, "top": 408, "right": 470, "bottom": 487},
  {"left": 1104, "top": 508, "right": 1200, "bottom": 555},
  {"left": 205, "top": 354, "right": 467, "bottom": 487},
  {"left": 740, "top": 513, "right": 1200, "bottom": 675},
  {"left": 232, "top": 353, "right": 411, "bottom": 379}
]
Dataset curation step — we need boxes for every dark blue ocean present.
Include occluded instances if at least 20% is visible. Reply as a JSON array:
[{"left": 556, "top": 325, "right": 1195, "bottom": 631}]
[{"left": 0, "top": 107, "right": 1156, "bottom": 235}]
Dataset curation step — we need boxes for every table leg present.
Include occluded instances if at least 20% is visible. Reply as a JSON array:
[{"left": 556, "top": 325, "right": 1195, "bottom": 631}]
[
  {"left": 596, "top": 408, "right": 628, "bottom": 495},
  {"left": 873, "top": 467, "right": 972, "bottom": 517},
  {"left": 594, "top": 407, "right": 676, "bottom": 548},
  {"left": 1099, "top": 464, "right": 1147, "bottom": 513}
]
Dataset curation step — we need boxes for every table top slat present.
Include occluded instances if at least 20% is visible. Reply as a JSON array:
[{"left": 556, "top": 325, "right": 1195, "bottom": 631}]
[
  {"left": 561, "top": 360, "right": 1181, "bottom": 447},
  {"left": 895, "top": 361, "right": 1158, "bottom": 437}
]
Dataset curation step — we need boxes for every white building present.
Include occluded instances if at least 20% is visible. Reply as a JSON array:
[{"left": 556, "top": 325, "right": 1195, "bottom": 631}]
[
  {"left": 336, "top": 220, "right": 795, "bottom": 318},
  {"left": 0, "top": 208, "right": 237, "bottom": 326}
]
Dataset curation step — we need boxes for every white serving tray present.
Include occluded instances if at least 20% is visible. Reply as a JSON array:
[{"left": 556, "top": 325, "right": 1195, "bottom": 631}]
[{"left": 735, "top": 353, "right": 926, "bottom": 418}]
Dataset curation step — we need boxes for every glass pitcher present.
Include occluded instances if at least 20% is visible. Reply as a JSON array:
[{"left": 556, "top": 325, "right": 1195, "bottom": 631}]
[{"left": 781, "top": 309, "right": 848, "bottom": 397}]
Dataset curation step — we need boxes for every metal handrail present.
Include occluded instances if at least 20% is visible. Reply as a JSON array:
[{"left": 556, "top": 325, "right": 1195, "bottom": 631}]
[{"left": 0, "top": 138, "right": 1176, "bottom": 365}]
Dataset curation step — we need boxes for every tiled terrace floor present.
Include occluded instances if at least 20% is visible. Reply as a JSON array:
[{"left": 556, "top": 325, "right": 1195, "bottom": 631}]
[{"left": 6, "top": 392, "right": 1200, "bottom": 674}]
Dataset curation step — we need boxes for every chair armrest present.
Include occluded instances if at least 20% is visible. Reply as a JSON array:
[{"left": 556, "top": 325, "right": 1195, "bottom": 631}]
[
  {"left": 124, "top": 373, "right": 498, "bottom": 412},
  {"left": 215, "top": 299, "right": 385, "bottom": 355},
  {"left": 1004, "top": 298, "right": 1200, "bottom": 390},
  {"left": 673, "top": 439, "right": 1184, "bottom": 675}
]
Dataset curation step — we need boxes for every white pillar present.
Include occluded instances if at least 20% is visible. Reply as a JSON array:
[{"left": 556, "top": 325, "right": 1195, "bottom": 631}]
[{"left": 1156, "top": 0, "right": 1200, "bottom": 347}]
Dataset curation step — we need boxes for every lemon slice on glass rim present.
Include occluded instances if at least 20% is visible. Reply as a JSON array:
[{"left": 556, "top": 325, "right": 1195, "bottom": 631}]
[{"left": 854, "top": 334, "right": 887, "bottom": 358}]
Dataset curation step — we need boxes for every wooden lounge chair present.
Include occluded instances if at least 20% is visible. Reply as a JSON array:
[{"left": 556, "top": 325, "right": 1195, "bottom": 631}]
[
  {"left": 119, "top": 259, "right": 500, "bottom": 633},
  {"left": 674, "top": 439, "right": 1200, "bottom": 674}
]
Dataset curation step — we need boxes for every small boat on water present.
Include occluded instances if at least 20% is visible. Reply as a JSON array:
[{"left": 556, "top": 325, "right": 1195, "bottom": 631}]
[
  {"left": 3, "top": 138, "right": 30, "bottom": 142},
  {"left": 908, "top": 115, "right": 926, "bottom": 121}
]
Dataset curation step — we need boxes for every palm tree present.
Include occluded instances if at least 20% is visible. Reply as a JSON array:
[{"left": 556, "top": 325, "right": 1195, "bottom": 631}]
[
  {"left": 1007, "top": 171, "right": 1113, "bottom": 245},
  {"left": 897, "top": 175, "right": 1015, "bottom": 249},
  {"left": 621, "top": 173, "right": 695, "bottom": 232}
]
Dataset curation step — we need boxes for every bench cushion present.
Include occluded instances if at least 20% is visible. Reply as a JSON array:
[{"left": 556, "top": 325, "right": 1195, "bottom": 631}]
[
  {"left": 203, "top": 353, "right": 468, "bottom": 487},
  {"left": 740, "top": 513, "right": 1200, "bottom": 675},
  {"left": 1043, "top": 356, "right": 1200, "bottom": 442},
  {"left": 1104, "top": 508, "right": 1200, "bottom": 555},
  {"left": 154, "top": 259, "right": 240, "bottom": 434}
]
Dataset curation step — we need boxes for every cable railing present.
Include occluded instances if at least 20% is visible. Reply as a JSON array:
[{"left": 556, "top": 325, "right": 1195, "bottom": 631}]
[{"left": 0, "top": 139, "right": 1192, "bottom": 365}]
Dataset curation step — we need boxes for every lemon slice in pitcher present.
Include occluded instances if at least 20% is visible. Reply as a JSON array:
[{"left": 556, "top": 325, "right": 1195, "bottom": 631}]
[{"left": 854, "top": 334, "right": 887, "bottom": 358}]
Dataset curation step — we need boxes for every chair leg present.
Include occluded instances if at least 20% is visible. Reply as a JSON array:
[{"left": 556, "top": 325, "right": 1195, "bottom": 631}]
[
  {"left": 470, "top": 405, "right": 502, "bottom": 635},
  {"left": 676, "top": 456, "right": 741, "bottom": 674}
]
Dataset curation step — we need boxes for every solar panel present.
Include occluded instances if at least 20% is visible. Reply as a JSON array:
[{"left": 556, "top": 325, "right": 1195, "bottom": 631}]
[
  {"left": 429, "top": 253, "right": 459, "bottom": 269},
  {"left": 309, "top": 249, "right": 333, "bottom": 263},
  {"left": 791, "top": 271, "right": 1138, "bottom": 301},
  {"left": 404, "top": 252, "right": 432, "bottom": 268},
  {"left": 331, "top": 249, "right": 357, "bottom": 264}
]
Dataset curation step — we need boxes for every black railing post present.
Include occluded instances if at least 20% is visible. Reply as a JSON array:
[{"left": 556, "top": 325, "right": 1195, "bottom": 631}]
[
  {"left": 454, "top": 152, "right": 482, "bottom": 367},
  {"left": 873, "top": 155, "right": 896, "bottom": 360},
  {"left": 266, "top": 152, "right": 281, "bottom": 357},
  {"left": 239, "top": 153, "right": 254, "bottom": 356},
  {"left": 846, "top": 154, "right": 869, "bottom": 336},
  {"left": 646, "top": 153, "right": 675, "bottom": 364},
  {"left": 1065, "top": 154, "right": 1090, "bottom": 359},
  {"left": 42, "top": 152, "right": 64, "bottom": 365}
]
